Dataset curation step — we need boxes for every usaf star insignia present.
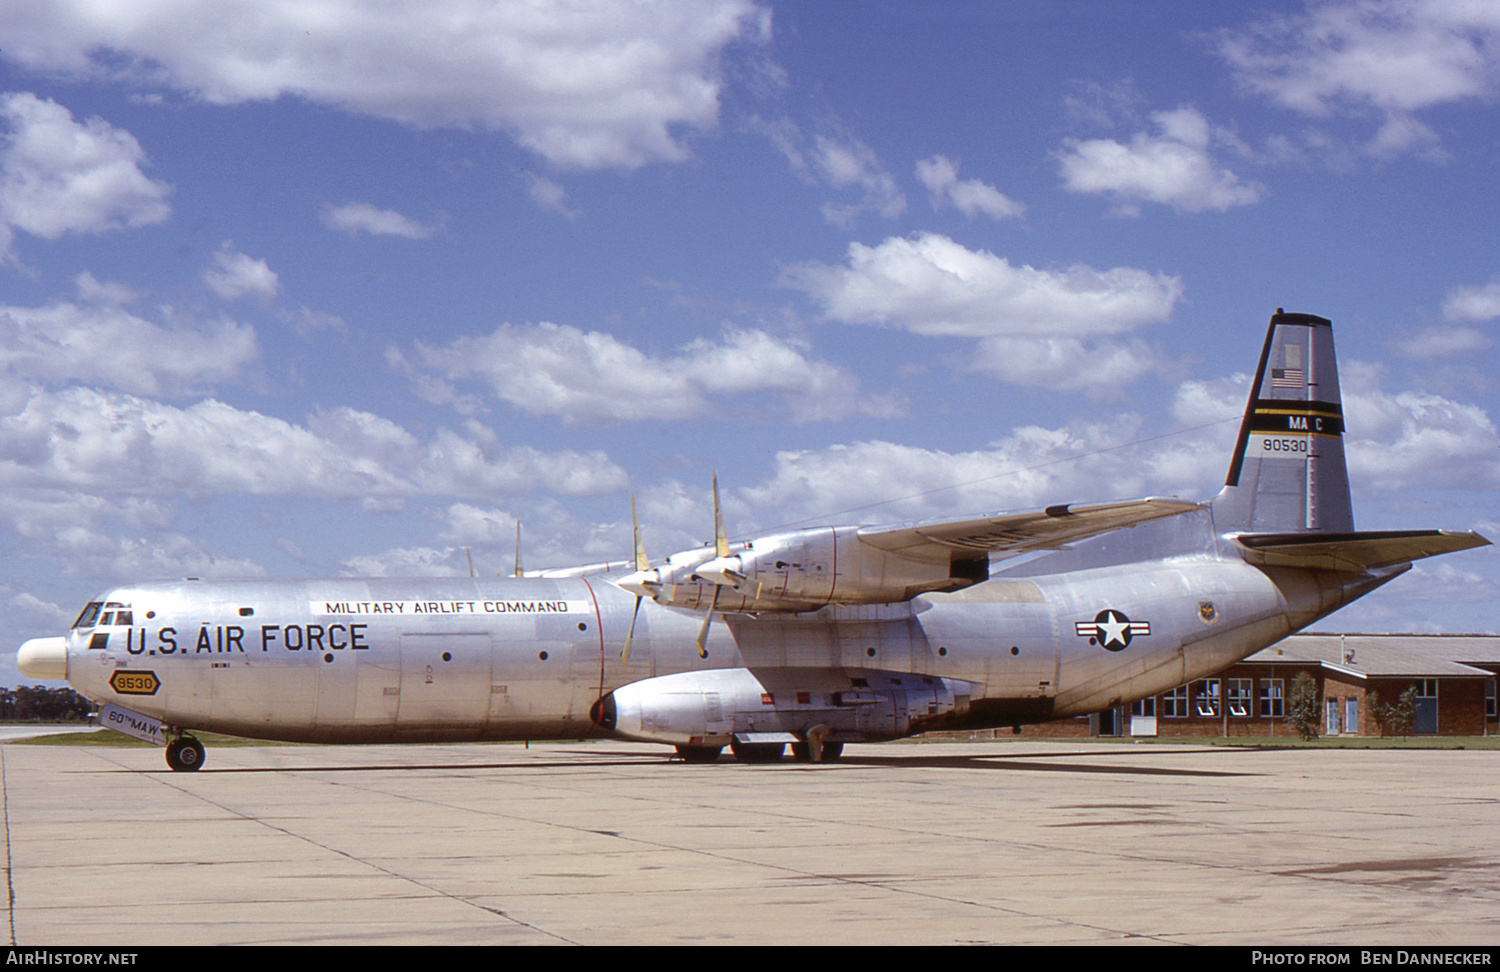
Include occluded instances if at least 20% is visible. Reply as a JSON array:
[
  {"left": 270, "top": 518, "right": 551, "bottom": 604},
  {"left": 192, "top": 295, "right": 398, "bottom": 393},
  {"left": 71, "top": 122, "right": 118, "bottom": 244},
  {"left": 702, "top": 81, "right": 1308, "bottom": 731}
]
[{"left": 1075, "top": 608, "right": 1149, "bottom": 651}]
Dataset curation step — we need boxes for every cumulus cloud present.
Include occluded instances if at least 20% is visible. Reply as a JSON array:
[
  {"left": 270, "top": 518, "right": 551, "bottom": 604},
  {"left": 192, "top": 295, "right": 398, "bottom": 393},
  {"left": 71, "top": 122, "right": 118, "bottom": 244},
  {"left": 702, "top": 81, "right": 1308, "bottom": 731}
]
[
  {"left": 1341, "top": 362, "right": 1500, "bottom": 494},
  {"left": 916, "top": 155, "right": 1024, "bottom": 220},
  {"left": 202, "top": 242, "right": 280, "bottom": 302},
  {"left": 781, "top": 233, "right": 1179, "bottom": 391},
  {"left": 1216, "top": 0, "right": 1500, "bottom": 158},
  {"left": 0, "top": 300, "right": 257, "bottom": 396},
  {"left": 1442, "top": 279, "right": 1500, "bottom": 322},
  {"left": 738, "top": 411, "right": 1232, "bottom": 532},
  {"left": 321, "top": 202, "right": 437, "bottom": 239},
  {"left": 783, "top": 234, "right": 1181, "bottom": 338},
  {"left": 396, "top": 323, "right": 904, "bottom": 424},
  {"left": 1057, "top": 107, "right": 1262, "bottom": 214},
  {"left": 0, "top": 92, "right": 171, "bottom": 258},
  {"left": 0, "top": 387, "right": 627, "bottom": 503},
  {"left": 0, "top": 0, "right": 766, "bottom": 169}
]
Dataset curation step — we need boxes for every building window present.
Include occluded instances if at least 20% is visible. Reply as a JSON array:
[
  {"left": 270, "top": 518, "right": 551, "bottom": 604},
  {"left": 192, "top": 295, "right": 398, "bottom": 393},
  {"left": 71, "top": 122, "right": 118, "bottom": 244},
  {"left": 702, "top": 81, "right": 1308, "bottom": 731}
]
[
  {"left": 1227, "top": 678, "right": 1252, "bottom": 717},
  {"left": 1260, "top": 678, "right": 1284, "bottom": 718},
  {"left": 1163, "top": 685, "right": 1188, "bottom": 718},
  {"left": 1194, "top": 679, "right": 1220, "bottom": 718},
  {"left": 1486, "top": 679, "right": 1496, "bottom": 720},
  {"left": 1131, "top": 696, "right": 1156, "bottom": 717}
]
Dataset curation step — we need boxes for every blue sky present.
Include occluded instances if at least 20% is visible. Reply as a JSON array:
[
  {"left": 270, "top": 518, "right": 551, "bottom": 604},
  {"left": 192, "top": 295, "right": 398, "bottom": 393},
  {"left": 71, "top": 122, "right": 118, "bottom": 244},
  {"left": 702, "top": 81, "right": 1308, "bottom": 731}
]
[{"left": 2, "top": 0, "right": 1498, "bottom": 683}]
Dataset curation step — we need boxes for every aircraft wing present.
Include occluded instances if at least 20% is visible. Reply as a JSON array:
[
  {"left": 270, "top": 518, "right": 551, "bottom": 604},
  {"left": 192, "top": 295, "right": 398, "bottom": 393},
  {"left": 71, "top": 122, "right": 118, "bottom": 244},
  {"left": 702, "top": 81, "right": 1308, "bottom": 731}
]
[{"left": 854, "top": 497, "right": 1204, "bottom": 563}]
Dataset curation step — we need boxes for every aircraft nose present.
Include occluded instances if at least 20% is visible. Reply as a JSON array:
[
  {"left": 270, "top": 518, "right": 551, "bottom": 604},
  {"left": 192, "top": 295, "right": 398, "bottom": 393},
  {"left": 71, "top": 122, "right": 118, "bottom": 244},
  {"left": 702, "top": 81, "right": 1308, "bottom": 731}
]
[{"left": 17, "top": 637, "right": 67, "bottom": 680}]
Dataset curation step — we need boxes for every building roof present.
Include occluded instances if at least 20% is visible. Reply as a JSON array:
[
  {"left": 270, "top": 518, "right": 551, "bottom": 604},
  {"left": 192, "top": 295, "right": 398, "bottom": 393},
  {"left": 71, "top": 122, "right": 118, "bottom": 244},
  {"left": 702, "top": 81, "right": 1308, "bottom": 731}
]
[{"left": 1242, "top": 634, "right": 1500, "bottom": 680}]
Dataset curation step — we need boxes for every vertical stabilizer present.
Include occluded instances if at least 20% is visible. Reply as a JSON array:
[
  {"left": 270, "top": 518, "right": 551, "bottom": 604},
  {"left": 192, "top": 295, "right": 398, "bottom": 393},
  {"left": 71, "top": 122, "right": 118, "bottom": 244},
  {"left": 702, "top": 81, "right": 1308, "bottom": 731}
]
[{"left": 1212, "top": 311, "right": 1353, "bottom": 535}]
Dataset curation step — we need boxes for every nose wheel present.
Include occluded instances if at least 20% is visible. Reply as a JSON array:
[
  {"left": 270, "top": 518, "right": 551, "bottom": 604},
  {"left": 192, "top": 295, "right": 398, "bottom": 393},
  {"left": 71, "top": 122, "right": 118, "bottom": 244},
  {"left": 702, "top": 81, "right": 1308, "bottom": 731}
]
[{"left": 165, "top": 735, "right": 206, "bottom": 772}]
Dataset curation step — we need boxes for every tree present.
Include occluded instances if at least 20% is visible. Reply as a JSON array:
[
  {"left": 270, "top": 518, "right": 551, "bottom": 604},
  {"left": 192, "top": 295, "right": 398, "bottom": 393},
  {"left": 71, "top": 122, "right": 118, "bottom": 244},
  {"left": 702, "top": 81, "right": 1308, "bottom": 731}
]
[
  {"left": 1287, "top": 672, "right": 1321, "bottom": 741},
  {"left": 1369, "top": 684, "right": 1418, "bottom": 739},
  {"left": 0, "top": 686, "right": 94, "bottom": 722}
]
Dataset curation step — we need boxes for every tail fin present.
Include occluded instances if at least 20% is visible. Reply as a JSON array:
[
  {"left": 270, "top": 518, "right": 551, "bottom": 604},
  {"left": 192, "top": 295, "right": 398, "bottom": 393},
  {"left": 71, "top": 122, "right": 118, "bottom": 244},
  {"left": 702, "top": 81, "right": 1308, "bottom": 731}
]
[{"left": 1212, "top": 311, "right": 1353, "bottom": 535}]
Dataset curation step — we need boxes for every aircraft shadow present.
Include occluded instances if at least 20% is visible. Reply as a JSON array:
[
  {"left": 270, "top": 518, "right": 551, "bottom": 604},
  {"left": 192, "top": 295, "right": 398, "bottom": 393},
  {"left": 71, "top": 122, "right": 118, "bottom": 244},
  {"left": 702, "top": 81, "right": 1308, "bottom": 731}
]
[{"left": 122, "top": 747, "right": 1253, "bottom": 778}]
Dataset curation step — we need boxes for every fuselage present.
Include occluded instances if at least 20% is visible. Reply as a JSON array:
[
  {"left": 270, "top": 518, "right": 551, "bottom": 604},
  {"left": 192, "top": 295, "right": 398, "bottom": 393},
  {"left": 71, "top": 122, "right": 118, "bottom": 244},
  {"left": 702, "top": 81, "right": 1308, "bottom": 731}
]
[{"left": 53, "top": 528, "right": 1388, "bottom": 746}]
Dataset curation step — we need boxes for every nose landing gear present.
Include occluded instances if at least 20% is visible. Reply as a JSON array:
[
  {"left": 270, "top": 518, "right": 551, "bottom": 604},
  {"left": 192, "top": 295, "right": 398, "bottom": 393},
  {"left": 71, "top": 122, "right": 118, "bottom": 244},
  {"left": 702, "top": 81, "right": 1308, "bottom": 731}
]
[{"left": 165, "top": 734, "right": 206, "bottom": 772}]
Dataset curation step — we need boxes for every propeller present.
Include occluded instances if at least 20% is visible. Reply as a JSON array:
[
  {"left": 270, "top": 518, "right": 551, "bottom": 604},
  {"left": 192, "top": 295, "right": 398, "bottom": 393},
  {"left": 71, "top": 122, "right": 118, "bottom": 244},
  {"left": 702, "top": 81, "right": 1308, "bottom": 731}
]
[
  {"left": 690, "top": 473, "right": 731, "bottom": 658},
  {"left": 619, "top": 495, "right": 650, "bottom": 663},
  {"left": 618, "top": 474, "right": 740, "bottom": 662}
]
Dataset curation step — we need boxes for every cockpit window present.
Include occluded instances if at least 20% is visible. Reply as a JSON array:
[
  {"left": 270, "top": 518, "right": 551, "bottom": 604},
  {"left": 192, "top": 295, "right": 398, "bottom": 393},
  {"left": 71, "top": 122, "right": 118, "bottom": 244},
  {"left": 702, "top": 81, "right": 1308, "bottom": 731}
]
[{"left": 72, "top": 602, "right": 104, "bottom": 629}]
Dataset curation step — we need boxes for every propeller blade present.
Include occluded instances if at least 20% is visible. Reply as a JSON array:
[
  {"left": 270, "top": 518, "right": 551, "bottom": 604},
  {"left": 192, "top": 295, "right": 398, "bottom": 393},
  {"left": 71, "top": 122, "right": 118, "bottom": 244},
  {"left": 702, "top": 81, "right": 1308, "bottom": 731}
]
[
  {"left": 621, "top": 595, "right": 642, "bottom": 663},
  {"left": 712, "top": 472, "right": 730, "bottom": 559},
  {"left": 631, "top": 495, "right": 650, "bottom": 572},
  {"left": 693, "top": 585, "right": 718, "bottom": 658},
  {"left": 513, "top": 520, "right": 524, "bottom": 577}
]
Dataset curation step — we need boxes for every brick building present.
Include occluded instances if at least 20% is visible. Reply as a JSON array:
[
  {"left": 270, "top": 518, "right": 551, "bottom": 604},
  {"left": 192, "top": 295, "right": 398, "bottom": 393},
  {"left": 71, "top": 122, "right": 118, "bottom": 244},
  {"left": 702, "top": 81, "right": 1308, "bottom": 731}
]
[{"left": 995, "top": 634, "right": 1500, "bottom": 739}]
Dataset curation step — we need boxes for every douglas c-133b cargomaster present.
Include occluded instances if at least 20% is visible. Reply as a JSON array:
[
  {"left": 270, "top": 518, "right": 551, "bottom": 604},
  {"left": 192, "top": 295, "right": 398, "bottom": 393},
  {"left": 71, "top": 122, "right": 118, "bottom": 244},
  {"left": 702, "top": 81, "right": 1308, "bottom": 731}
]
[{"left": 17, "top": 311, "right": 1490, "bottom": 770}]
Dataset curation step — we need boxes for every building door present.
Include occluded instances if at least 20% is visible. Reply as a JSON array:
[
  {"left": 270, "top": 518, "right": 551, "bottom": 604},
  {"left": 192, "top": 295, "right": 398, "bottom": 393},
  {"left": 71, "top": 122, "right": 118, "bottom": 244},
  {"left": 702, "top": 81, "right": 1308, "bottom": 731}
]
[{"left": 1415, "top": 679, "right": 1438, "bottom": 734}]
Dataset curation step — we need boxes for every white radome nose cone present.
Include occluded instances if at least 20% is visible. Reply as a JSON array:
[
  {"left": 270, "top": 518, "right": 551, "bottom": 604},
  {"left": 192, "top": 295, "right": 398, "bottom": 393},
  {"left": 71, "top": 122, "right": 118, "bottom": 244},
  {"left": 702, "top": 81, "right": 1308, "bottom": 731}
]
[{"left": 17, "top": 637, "right": 67, "bottom": 680}]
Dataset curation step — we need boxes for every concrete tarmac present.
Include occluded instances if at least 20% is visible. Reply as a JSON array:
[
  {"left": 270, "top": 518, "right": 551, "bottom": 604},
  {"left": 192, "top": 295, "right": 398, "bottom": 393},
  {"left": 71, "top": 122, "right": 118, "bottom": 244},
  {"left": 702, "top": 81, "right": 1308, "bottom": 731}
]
[{"left": 3, "top": 739, "right": 1498, "bottom": 946}]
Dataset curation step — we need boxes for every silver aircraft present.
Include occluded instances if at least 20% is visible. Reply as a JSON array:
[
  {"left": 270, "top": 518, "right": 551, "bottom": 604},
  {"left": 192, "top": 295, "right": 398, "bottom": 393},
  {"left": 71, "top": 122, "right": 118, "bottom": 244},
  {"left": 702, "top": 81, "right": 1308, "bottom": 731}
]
[{"left": 17, "top": 311, "right": 1489, "bottom": 770}]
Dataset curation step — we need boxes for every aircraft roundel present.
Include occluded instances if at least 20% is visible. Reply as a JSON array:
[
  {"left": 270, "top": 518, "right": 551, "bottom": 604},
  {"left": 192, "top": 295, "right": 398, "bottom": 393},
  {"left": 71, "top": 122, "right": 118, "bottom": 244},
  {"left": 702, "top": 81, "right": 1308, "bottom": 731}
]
[{"left": 1074, "top": 609, "right": 1150, "bottom": 651}]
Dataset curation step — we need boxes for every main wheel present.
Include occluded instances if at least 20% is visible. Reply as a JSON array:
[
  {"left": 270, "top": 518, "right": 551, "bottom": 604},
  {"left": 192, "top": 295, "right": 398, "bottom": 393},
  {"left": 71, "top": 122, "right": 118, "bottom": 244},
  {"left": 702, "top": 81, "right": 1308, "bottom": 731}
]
[
  {"left": 674, "top": 744, "right": 722, "bottom": 763},
  {"left": 165, "top": 736, "right": 206, "bottom": 772},
  {"left": 791, "top": 740, "right": 845, "bottom": 762},
  {"left": 729, "top": 740, "right": 785, "bottom": 763}
]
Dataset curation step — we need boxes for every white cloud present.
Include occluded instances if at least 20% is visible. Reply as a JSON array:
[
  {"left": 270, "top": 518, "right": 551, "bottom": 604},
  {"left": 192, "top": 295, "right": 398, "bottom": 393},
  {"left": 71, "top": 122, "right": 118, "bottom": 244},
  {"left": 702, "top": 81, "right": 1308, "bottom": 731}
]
[
  {"left": 0, "top": 300, "right": 257, "bottom": 396},
  {"left": 753, "top": 115, "right": 905, "bottom": 226},
  {"left": 970, "top": 336, "right": 1158, "bottom": 393},
  {"left": 1216, "top": 0, "right": 1500, "bottom": 158},
  {"left": 1341, "top": 363, "right": 1500, "bottom": 493},
  {"left": 810, "top": 134, "right": 906, "bottom": 226},
  {"left": 1057, "top": 107, "right": 1262, "bottom": 214},
  {"left": 321, "top": 202, "right": 437, "bottom": 239},
  {"left": 783, "top": 234, "right": 1181, "bottom": 339},
  {"left": 1391, "top": 326, "right": 1489, "bottom": 359},
  {"left": 0, "top": 387, "right": 627, "bottom": 506},
  {"left": 397, "top": 323, "right": 903, "bottom": 425},
  {"left": 737, "top": 411, "right": 1231, "bottom": 532},
  {"left": 0, "top": 0, "right": 766, "bottom": 170},
  {"left": 524, "top": 175, "right": 580, "bottom": 220},
  {"left": 0, "top": 92, "right": 171, "bottom": 258},
  {"left": 916, "top": 155, "right": 1024, "bottom": 220},
  {"left": 73, "top": 271, "right": 139, "bottom": 306},
  {"left": 202, "top": 242, "right": 280, "bottom": 302},
  {"left": 1442, "top": 279, "right": 1500, "bottom": 322},
  {"left": 0, "top": 487, "right": 267, "bottom": 581},
  {"left": 781, "top": 232, "right": 1178, "bottom": 391}
]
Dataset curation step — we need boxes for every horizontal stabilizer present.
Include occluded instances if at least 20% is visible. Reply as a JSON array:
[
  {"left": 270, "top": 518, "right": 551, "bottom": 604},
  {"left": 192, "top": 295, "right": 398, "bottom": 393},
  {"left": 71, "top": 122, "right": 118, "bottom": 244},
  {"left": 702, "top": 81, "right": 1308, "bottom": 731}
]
[
  {"left": 1233, "top": 530, "right": 1489, "bottom": 571},
  {"left": 857, "top": 497, "right": 1203, "bottom": 563}
]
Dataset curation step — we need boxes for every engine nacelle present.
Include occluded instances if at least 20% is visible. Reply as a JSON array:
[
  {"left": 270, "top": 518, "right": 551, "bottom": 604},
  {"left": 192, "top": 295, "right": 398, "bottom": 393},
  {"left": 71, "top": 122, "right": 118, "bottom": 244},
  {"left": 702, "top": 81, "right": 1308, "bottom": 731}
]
[
  {"left": 594, "top": 667, "right": 978, "bottom": 746},
  {"left": 620, "top": 527, "right": 987, "bottom": 614}
]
